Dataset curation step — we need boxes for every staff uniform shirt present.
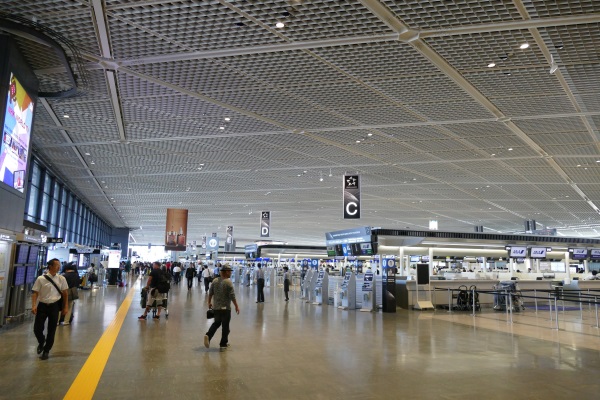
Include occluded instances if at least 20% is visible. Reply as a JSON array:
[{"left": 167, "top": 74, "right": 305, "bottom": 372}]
[
  {"left": 256, "top": 268, "right": 265, "bottom": 280},
  {"left": 32, "top": 273, "right": 68, "bottom": 304},
  {"left": 283, "top": 271, "right": 291, "bottom": 282},
  {"left": 209, "top": 277, "right": 236, "bottom": 310}
]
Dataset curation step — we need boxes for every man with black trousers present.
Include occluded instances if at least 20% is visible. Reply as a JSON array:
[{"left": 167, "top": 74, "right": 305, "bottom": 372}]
[
  {"left": 204, "top": 265, "right": 240, "bottom": 351},
  {"left": 256, "top": 264, "right": 265, "bottom": 303},
  {"left": 31, "top": 258, "right": 69, "bottom": 360},
  {"left": 185, "top": 264, "right": 195, "bottom": 290}
]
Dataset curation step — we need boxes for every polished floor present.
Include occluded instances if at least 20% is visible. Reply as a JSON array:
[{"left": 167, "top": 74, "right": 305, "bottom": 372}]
[{"left": 1, "top": 275, "right": 600, "bottom": 400}]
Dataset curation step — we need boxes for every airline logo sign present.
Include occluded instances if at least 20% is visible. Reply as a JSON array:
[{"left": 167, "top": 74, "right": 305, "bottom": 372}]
[
  {"left": 530, "top": 247, "right": 547, "bottom": 258},
  {"left": 207, "top": 237, "right": 219, "bottom": 251},
  {"left": 343, "top": 175, "right": 361, "bottom": 219},
  {"left": 260, "top": 211, "right": 271, "bottom": 237},
  {"left": 509, "top": 246, "right": 527, "bottom": 258},
  {"left": 590, "top": 249, "right": 600, "bottom": 259}
]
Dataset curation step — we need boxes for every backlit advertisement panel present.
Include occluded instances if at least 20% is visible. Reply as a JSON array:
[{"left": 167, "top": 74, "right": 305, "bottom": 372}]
[{"left": 1, "top": 73, "right": 33, "bottom": 192}]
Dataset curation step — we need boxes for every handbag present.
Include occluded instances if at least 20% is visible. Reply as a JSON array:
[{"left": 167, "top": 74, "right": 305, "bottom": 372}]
[
  {"left": 68, "top": 286, "right": 79, "bottom": 301},
  {"left": 206, "top": 308, "right": 215, "bottom": 319}
]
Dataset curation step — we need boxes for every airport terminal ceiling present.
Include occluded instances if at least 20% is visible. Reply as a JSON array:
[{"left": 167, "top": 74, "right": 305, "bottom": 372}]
[{"left": 1, "top": 1, "right": 600, "bottom": 246}]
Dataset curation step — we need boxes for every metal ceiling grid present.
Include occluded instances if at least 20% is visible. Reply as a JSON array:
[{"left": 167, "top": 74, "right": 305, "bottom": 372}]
[
  {"left": 378, "top": 126, "right": 452, "bottom": 141},
  {"left": 462, "top": 136, "right": 522, "bottom": 151},
  {"left": 312, "top": 42, "right": 439, "bottom": 81},
  {"left": 542, "top": 144, "right": 600, "bottom": 157},
  {"left": 382, "top": 0, "right": 523, "bottom": 29},
  {"left": 311, "top": 129, "right": 388, "bottom": 146},
  {"left": 358, "top": 142, "right": 423, "bottom": 155},
  {"left": 210, "top": 88, "right": 320, "bottom": 114},
  {"left": 492, "top": 95, "right": 578, "bottom": 117},
  {"left": 131, "top": 59, "right": 263, "bottom": 93},
  {"left": 375, "top": 152, "right": 440, "bottom": 164},
  {"left": 121, "top": 93, "right": 238, "bottom": 121},
  {"left": 542, "top": 23, "right": 600, "bottom": 65},
  {"left": 405, "top": 100, "right": 495, "bottom": 121},
  {"left": 463, "top": 69, "right": 567, "bottom": 100},
  {"left": 220, "top": 51, "right": 349, "bottom": 89},
  {"left": 290, "top": 82, "right": 397, "bottom": 111},
  {"left": 405, "top": 138, "right": 475, "bottom": 153},
  {"left": 117, "top": 72, "right": 178, "bottom": 98},
  {"left": 65, "top": 125, "right": 123, "bottom": 142},
  {"left": 561, "top": 64, "right": 600, "bottom": 94},
  {"left": 30, "top": 127, "right": 65, "bottom": 146},
  {"left": 514, "top": 117, "right": 589, "bottom": 134},
  {"left": 334, "top": 106, "right": 424, "bottom": 125},
  {"left": 260, "top": 111, "right": 353, "bottom": 129},
  {"left": 577, "top": 94, "right": 600, "bottom": 112},
  {"left": 528, "top": 130, "right": 594, "bottom": 147},
  {"left": 370, "top": 74, "right": 474, "bottom": 104},
  {"left": 525, "top": 1, "right": 600, "bottom": 18},
  {"left": 569, "top": 170, "right": 600, "bottom": 186},
  {"left": 230, "top": 0, "right": 393, "bottom": 41}
]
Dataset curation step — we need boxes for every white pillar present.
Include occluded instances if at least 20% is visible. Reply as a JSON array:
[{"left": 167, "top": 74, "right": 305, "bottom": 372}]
[
  {"left": 565, "top": 251, "right": 571, "bottom": 283},
  {"left": 399, "top": 247, "right": 405, "bottom": 276},
  {"left": 584, "top": 259, "right": 589, "bottom": 273},
  {"left": 429, "top": 247, "right": 434, "bottom": 276}
]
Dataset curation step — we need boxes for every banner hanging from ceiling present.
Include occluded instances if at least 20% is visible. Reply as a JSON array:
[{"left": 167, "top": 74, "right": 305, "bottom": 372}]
[
  {"left": 165, "top": 208, "right": 188, "bottom": 251},
  {"left": 261, "top": 211, "right": 271, "bottom": 237},
  {"left": 343, "top": 175, "right": 361, "bottom": 219}
]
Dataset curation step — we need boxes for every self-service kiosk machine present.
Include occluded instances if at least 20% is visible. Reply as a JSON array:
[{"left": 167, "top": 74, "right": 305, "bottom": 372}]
[
  {"left": 338, "top": 271, "right": 356, "bottom": 310},
  {"left": 266, "top": 267, "right": 276, "bottom": 288},
  {"left": 301, "top": 269, "right": 313, "bottom": 300},
  {"left": 313, "top": 270, "right": 329, "bottom": 305},
  {"left": 307, "top": 269, "right": 319, "bottom": 303},
  {"left": 360, "top": 270, "right": 377, "bottom": 312}
]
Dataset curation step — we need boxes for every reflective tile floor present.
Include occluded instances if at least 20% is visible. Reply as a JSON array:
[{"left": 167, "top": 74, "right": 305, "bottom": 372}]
[{"left": 1, "top": 275, "right": 600, "bottom": 400}]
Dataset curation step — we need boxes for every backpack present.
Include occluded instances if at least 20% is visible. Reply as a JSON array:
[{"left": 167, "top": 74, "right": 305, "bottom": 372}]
[{"left": 156, "top": 270, "right": 171, "bottom": 294}]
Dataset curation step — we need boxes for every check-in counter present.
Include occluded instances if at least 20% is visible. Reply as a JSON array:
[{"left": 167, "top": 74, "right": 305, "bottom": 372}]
[
  {"left": 396, "top": 279, "right": 500, "bottom": 309},
  {"left": 569, "top": 280, "right": 600, "bottom": 306}
]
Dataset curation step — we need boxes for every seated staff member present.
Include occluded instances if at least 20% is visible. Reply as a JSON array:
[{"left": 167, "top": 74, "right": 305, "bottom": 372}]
[{"left": 31, "top": 258, "right": 69, "bottom": 360}]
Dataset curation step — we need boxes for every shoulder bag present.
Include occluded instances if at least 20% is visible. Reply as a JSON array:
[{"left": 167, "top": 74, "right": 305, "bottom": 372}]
[{"left": 43, "top": 275, "right": 64, "bottom": 299}]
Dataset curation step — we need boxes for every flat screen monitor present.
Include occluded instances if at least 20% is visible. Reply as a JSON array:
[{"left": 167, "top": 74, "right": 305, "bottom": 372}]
[
  {"left": 421, "top": 255, "right": 430, "bottom": 263},
  {"left": 1, "top": 73, "right": 34, "bottom": 193},
  {"left": 509, "top": 246, "right": 527, "bottom": 258},
  {"left": 15, "top": 244, "right": 29, "bottom": 264},
  {"left": 326, "top": 246, "right": 336, "bottom": 257},
  {"left": 359, "top": 242, "right": 373, "bottom": 255},
  {"left": 27, "top": 245, "right": 39, "bottom": 264},
  {"left": 13, "top": 265, "right": 26, "bottom": 285},
  {"left": 25, "top": 265, "right": 37, "bottom": 284},
  {"left": 409, "top": 255, "right": 420, "bottom": 263},
  {"left": 571, "top": 248, "right": 588, "bottom": 260},
  {"left": 530, "top": 247, "right": 547, "bottom": 259},
  {"left": 590, "top": 249, "right": 600, "bottom": 260}
]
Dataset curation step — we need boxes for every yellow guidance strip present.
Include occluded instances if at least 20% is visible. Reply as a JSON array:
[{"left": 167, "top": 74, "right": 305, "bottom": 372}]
[{"left": 64, "top": 287, "right": 135, "bottom": 400}]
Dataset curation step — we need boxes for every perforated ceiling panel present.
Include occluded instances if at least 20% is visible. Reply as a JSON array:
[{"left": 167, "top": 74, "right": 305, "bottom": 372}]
[{"left": 2, "top": 0, "right": 600, "bottom": 245}]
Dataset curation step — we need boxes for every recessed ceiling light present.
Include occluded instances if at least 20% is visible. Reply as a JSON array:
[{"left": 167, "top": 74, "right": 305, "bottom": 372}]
[
  {"left": 63, "top": 115, "right": 69, "bottom": 118},
  {"left": 519, "top": 43, "right": 529, "bottom": 49},
  {"left": 85, "top": 152, "right": 90, "bottom": 155},
  {"left": 491, "top": 153, "right": 496, "bottom": 156},
  {"left": 596, "top": 160, "right": 600, "bottom": 163},
  {"left": 90, "top": 161, "right": 95, "bottom": 164},
  {"left": 224, "top": 117, "right": 231, "bottom": 122},
  {"left": 367, "top": 133, "right": 373, "bottom": 136},
  {"left": 508, "top": 148, "right": 513, "bottom": 151},
  {"left": 297, "top": 174, "right": 302, "bottom": 177},
  {"left": 276, "top": 22, "right": 285, "bottom": 28},
  {"left": 219, "top": 126, "right": 225, "bottom": 130},
  {"left": 577, "top": 164, "right": 581, "bottom": 167},
  {"left": 504, "top": 72, "right": 512, "bottom": 76},
  {"left": 487, "top": 63, "right": 496, "bottom": 68},
  {"left": 356, "top": 140, "right": 361, "bottom": 143}
]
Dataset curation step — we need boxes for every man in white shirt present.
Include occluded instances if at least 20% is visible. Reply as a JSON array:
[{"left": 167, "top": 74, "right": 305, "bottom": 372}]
[
  {"left": 584, "top": 270, "right": 599, "bottom": 280},
  {"left": 202, "top": 266, "right": 213, "bottom": 293},
  {"left": 31, "top": 258, "right": 69, "bottom": 360}
]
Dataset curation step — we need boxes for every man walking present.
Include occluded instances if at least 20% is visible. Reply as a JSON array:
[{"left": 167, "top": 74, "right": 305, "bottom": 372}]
[
  {"left": 185, "top": 264, "right": 195, "bottom": 290},
  {"left": 256, "top": 264, "right": 265, "bottom": 303},
  {"left": 138, "top": 261, "right": 167, "bottom": 320},
  {"left": 204, "top": 265, "right": 240, "bottom": 351},
  {"left": 31, "top": 258, "right": 68, "bottom": 360},
  {"left": 202, "top": 266, "right": 213, "bottom": 293}
]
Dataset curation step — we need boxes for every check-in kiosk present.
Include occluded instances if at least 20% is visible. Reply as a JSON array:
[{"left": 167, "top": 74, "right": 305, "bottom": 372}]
[
  {"left": 307, "top": 269, "right": 319, "bottom": 303},
  {"left": 266, "top": 267, "right": 276, "bottom": 288},
  {"left": 360, "top": 270, "right": 376, "bottom": 312},
  {"left": 301, "top": 269, "right": 313, "bottom": 300},
  {"left": 313, "top": 270, "right": 329, "bottom": 305},
  {"left": 338, "top": 271, "right": 356, "bottom": 310}
]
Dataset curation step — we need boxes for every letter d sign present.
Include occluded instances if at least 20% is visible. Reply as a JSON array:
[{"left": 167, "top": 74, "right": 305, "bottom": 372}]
[{"left": 260, "top": 211, "right": 271, "bottom": 237}]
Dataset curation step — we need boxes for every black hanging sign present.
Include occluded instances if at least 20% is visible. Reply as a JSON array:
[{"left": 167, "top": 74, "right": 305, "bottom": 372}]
[{"left": 343, "top": 175, "right": 361, "bottom": 219}]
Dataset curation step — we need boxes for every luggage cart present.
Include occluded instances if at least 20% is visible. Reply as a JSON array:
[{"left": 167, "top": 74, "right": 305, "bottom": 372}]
[
  {"left": 493, "top": 281, "right": 524, "bottom": 312},
  {"left": 140, "top": 287, "right": 169, "bottom": 319}
]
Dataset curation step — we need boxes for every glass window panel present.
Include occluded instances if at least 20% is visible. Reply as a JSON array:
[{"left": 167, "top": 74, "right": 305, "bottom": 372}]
[{"left": 39, "top": 193, "right": 50, "bottom": 224}]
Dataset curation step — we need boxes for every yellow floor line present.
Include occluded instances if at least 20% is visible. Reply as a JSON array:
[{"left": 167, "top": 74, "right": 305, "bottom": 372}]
[{"left": 63, "top": 286, "right": 136, "bottom": 400}]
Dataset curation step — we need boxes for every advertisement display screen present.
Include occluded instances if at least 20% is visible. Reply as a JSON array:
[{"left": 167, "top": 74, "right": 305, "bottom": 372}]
[
  {"left": 409, "top": 255, "right": 420, "bottom": 263},
  {"left": 326, "top": 246, "right": 336, "bottom": 257},
  {"left": 571, "top": 248, "right": 588, "bottom": 260},
  {"left": 1, "top": 73, "right": 34, "bottom": 192},
  {"left": 590, "top": 249, "right": 600, "bottom": 260}
]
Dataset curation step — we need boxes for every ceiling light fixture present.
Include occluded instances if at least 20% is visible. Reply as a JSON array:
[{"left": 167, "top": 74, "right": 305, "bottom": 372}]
[
  {"left": 329, "top": 168, "right": 332, "bottom": 177},
  {"left": 276, "top": 22, "right": 285, "bottom": 28},
  {"left": 519, "top": 43, "right": 529, "bottom": 49},
  {"left": 487, "top": 63, "right": 496, "bottom": 68},
  {"left": 367, "top": 133, "right": 373, "bottom": 136},
  {"left": 63, "top": 115, "right": 69, "bottom": 118},
  {"left": 319, "top": 172, "right": 323, "bottom": 182},
  {"left": 219, "top": 126, "right": 225, "bottom": 130},
  {"left": 224, "top": 117, "right": 231, "bottom": 122},
  {"left": 85, "top": 152, "right": 90, "bottom": 155}
]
